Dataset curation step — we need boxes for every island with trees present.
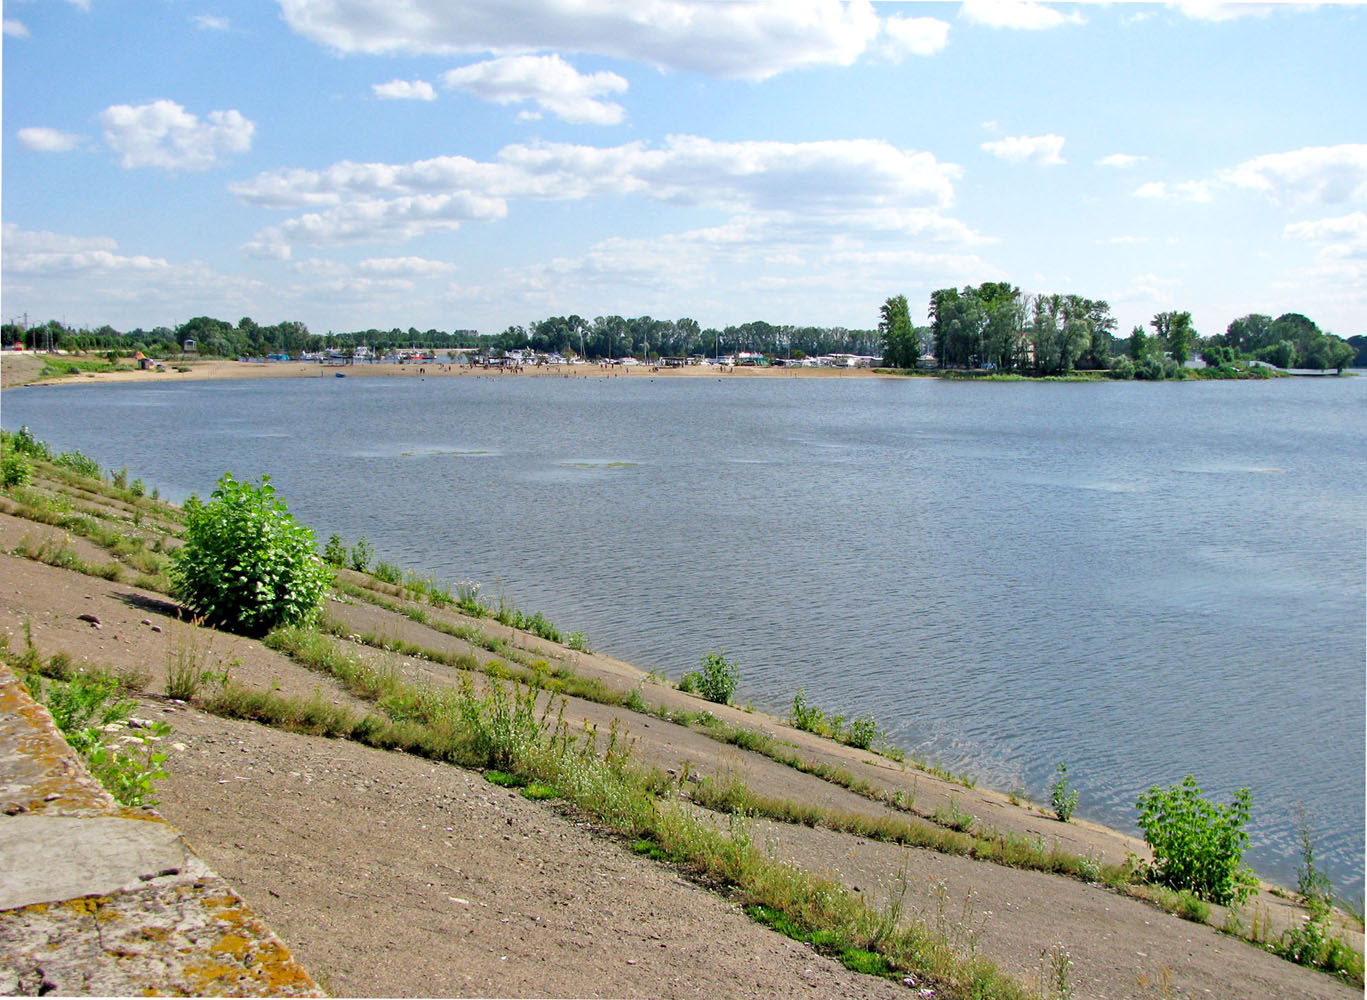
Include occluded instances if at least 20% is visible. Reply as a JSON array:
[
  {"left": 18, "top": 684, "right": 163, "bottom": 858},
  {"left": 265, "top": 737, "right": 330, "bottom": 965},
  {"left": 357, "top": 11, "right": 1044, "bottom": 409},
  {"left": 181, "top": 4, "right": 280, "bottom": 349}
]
[{"left": 880, "top": 284, "right": 1358, "bottom": 379}]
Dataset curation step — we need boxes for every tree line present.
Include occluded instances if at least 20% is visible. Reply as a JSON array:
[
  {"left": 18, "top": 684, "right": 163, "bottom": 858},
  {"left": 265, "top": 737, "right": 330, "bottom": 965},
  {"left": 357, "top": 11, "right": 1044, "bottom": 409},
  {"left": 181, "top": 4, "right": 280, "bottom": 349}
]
[
  {"left": 1, "top": 314, "right": 878, "bottom": 362},
  {"left": 5, "top": 300, "right": 1359, "bottom": 372},
  {"left": 880, "top": 285, "right": 1361, "bottom": 376}
]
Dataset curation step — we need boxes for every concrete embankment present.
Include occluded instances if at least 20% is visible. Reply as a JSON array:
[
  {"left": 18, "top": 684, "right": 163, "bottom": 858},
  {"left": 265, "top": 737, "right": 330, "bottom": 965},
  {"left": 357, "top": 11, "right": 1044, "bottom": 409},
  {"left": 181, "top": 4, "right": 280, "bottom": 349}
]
[{"left": 0, "top": 663, "right": 322, "bottom": 997}]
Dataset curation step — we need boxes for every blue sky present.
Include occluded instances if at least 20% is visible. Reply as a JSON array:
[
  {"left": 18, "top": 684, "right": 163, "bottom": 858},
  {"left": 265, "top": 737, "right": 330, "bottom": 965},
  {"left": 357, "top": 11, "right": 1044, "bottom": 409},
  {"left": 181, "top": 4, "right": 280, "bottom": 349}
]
[{"left": 3, "top": 1, "right": 1365, "bottom": 340}]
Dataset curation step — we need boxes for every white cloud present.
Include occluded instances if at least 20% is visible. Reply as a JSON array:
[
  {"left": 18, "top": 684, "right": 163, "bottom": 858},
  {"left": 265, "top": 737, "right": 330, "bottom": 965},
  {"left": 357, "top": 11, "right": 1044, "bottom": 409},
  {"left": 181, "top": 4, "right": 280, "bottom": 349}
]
[
  {"left": 192, "top": 14, "right": 231, "bottom": 31},
  {"left": 356, "top": 256, "right": 457, "bottom": 276},
  {"left": 1222, "top": 144, "right": 1367, "bottom": 207},
  {"left": 1282, "top": 212, "right": 1367, "bottom": 299},
  {"left": 1169, "top": 1, "right": 1280, "bottom": 21},
  {"left": 17, "top": 127, "right": 83, "bottom": 152},
  {"left": 235, "top": 135, "right": 969, "bottom": 254},
  {"left": 2, "top": 226, "right": 118, "bottom": 255},
  {"left": 373, "top": 79, "right": 437, "bottom": 101},
  {"left": 959, "top": 0, "right": 1079, "bottom": 30},
  {"left": 1133, "top": 179, "right": 1213, "bottom": 202},
  {"left": 3, "top": 225, "right": 266, "bottom": 326},
  {"left": 442, "top": 55, "right": 626, "bottom": 125},
  {"left": 244, "top": 192, "right": 508, "bottom": 258},
  {"left": 278, "top": 0, "right": 882, "bottom": 80},
  {"left": 1095, "top": 153, "right": 1146, "bottom": 168},
  {"left": 99, "top": 99, "right": 254, "bottom": 171},
  {"left": 3, "top": 19, "right": 30, "bottom": 37},
  {"left": 1, "top": 224, "right": 170, "bottom": 276},
  {"left": 879, "top": 15, "right": 951, "bottom": 57},
  {"left": 1116, "top": 271, "right": 1184, "bottom": 305},
  {"left": 981, "top": 133, "right": 1066, "bottom": 166},
  {"left": 1285, "top": 211, "right": 1367, "bottom": 249}
]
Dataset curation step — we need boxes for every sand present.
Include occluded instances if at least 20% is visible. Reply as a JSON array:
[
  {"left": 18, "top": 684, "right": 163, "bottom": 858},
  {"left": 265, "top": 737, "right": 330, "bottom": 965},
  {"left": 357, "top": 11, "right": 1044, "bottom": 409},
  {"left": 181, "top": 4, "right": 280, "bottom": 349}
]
[{"left": 2, "top": 353, "right": 889, "bottom": 390}]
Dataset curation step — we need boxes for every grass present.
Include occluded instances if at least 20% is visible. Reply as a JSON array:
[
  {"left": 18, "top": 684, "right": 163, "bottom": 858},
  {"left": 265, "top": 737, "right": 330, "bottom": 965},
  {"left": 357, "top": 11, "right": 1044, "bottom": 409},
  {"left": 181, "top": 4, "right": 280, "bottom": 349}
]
[
  {"left": 301, "top": 615, "right": 1132, "bottom": 890},
  {"left": 9, "top": 533, "right": 124, "bottom": 582},
  {"left": 177, "top": 625, "right": 1036, "bottom": 999},
  {"left": 4, "top": 639, "right": 169, "bottom": 807}
]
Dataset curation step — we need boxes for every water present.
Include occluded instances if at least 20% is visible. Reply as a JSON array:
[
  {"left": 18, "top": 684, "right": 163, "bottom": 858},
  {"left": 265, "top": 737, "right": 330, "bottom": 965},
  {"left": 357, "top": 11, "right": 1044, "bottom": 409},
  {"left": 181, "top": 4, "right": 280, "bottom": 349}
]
[{"left": 4, "top": 372, "right": 1363, "bottom": 900}]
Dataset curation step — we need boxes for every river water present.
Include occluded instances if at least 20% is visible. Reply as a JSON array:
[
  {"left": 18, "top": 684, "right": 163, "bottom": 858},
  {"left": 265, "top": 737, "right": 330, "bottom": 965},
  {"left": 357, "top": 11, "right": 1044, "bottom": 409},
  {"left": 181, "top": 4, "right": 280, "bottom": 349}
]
[{"left": 4, "top": 371, "right": 1363, "bottom": 900}]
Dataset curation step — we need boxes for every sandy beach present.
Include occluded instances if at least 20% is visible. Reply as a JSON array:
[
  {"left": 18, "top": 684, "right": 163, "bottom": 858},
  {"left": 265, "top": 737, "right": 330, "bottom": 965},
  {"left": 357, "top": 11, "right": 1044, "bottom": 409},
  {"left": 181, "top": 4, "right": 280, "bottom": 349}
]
[{"left": 2, "top": 353, "right": 891, "bottom": 390}]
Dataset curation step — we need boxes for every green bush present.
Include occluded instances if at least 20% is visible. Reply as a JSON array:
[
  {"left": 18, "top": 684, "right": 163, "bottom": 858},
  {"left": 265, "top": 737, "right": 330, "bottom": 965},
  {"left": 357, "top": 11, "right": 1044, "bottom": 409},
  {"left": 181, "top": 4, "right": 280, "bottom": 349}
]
[
  {"left": 1, "top": 449, "right": 31, "bottom": 489},
  {"left": 54, "top": 449, "right": 101, "bottom": 478},
  {"left": 844, "top": 714, "right": 878, "bottom": 750},
  {"left": 1135, "top": 775, "right": 1256, "bottom": 905},
  {"left": 323, "top": 533, "right": 347, "bottom": 566},
  {"left": 171, "top": 473, "right": 332, "bottom": 636},
  {"left": 1051, "top": 761, "right": 1079, "bottom": 822},
  {"left": 694, "top": 650, "right": 739, "bottom": 705},
  {"left": 10, "top": 427, "right": 51, "bottom": 459},
  {"left": 791, "top": 687, "right": 825, "bottom": 733},
  {"left": 348, "top": 537, "right": 373, "bottom": 572}
]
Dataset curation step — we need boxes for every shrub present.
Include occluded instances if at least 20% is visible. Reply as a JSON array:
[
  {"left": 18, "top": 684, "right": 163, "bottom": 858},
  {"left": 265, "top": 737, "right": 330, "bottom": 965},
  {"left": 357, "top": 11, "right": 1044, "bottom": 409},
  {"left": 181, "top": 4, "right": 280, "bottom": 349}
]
[
  {"left": 171, "top": 473, "right": 332, "bottom": 636},
  {"left": 694, "top": 650, "right": 739, "bottom": 705},
  {"left": 323, "top": 533, "right": 347, "bottom": 566},
  {"left": 844, "top": 714, "right": 878, "bottom": 750},
  {"left": 1135, "top": 775, "right": 1256, "bottom": 905},
  {"left": 348, "top": 537, "right": 373, "bottom": 572},
  {"left": 791, "top": 687, "right": 825, "bottom": 733},
  {"left": 54, "top": 449, "right": 100, "bottom": 478},
  {"left": 10, "top": 427, "right": 52, "bottom": 459},
  {"left": 1051, "top": 762, "right": 1079, "bottom": 823},
  {"left": 1, "top": 449, "right": 31, "bottom": 489}
]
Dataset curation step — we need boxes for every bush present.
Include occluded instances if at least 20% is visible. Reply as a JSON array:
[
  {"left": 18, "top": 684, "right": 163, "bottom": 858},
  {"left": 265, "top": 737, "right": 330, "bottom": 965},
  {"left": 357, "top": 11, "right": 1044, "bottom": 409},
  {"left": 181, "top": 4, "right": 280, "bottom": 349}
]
[
  {"left": 59, "top": 451, "right": 100, "bottom": 478},
  {"left": 791, "top": 687, "right": 825, "bottom": 733},
  {"left": 10, "top": 427, "right": 51, "bottom": 459},
  {"left": 348, "top": 537, "right": 373, "bottom": 572},
  {"left": 1, "top": 449, "right": 31, "bottom": 489},
  {"left": 693, "top": 650, "right": 739, "bottom": 705},
  {"left": 171, "top": 473, "right": 332, "bottom": 636},
  {"left": 844, "top": 714, "right": 878, "bottom": 750},
  {"left": 323, "top": 533, "right": 347, "bottom": 566},
  {"left": 1135, "top": 775, "right": 1256, "bottom": 905},
  {"left": 1051, "top": 761, "right": 1079, "bottom": 822}
]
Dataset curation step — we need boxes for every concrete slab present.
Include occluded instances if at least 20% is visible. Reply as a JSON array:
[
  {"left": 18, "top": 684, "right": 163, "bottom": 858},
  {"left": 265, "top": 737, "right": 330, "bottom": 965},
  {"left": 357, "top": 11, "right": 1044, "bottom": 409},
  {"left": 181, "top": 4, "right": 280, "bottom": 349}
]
[
  {"left": 0, "top": 663, "right": 321, "bottom": 996},
  {"left": 0, "top": 813, "right": 209, "bottom": 910}
]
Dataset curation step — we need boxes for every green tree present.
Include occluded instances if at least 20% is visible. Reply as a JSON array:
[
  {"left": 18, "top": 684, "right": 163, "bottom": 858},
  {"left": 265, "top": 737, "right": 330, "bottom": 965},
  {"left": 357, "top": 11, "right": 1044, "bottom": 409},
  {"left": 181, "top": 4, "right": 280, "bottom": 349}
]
[
  {"left": 1127, "top": 325, "right": 1149, "bottom": 361},
  {"left": 1151, "top": 311, "right": 1195, "bottom": 364},
  {"left": 172, "top": 473, "right": 332, "bottom": 636},
  {"left": 1223, "top": 314, "right": 1274, "bottom": 355},
  {"left": 1258, "top": 339, "right": 1296, "bottom": 369},
  {"left": 879, "top": 294, "right": 916, "bottom": 368}
]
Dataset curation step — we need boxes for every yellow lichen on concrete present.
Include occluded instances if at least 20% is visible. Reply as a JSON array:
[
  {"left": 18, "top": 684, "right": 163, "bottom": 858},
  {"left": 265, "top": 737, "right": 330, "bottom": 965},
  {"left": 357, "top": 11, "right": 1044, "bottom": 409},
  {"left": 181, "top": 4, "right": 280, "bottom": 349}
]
[{"left": 0, "top": 663, "right": 323, "bottom": 997}]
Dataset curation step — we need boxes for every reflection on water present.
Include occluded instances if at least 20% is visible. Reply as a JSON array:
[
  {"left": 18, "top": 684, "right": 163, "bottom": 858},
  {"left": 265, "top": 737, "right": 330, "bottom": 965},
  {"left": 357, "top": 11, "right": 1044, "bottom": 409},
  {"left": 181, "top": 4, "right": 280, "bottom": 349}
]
[{"left": 3, "top": 373, "right": 1363, "bottom": 900}]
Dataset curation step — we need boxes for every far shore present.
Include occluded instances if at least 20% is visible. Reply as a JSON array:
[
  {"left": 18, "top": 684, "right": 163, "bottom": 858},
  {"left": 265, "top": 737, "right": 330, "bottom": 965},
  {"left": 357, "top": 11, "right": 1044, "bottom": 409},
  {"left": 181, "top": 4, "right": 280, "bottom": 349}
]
[{"left": 2, "top": 354, "right": 891, "bottom": 389}]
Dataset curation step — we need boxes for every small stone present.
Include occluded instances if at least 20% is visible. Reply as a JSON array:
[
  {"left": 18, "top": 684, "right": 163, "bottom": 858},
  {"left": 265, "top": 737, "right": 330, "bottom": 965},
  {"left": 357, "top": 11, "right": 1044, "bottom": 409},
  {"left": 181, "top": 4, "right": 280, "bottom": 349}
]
[
  {"left": 151, "top": 625, "right": 162, "bottom": 633},
  {"left": 77, "top": 613, "right": 101, "bottom": 625}
]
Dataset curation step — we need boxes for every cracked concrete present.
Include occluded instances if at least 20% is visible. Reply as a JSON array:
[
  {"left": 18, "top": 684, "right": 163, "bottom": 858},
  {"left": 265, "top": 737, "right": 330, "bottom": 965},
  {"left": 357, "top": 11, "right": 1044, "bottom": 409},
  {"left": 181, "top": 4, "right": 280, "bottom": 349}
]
[{"left": 0, "top": 664, "right": 321, "bottom": 997}]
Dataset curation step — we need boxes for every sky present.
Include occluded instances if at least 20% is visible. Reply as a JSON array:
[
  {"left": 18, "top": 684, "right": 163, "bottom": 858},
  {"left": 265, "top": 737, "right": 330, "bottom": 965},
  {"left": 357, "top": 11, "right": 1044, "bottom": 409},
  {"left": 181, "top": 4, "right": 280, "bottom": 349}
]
[{"left": 2, "top": 0, "right": 1365, "bottom": 341}]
